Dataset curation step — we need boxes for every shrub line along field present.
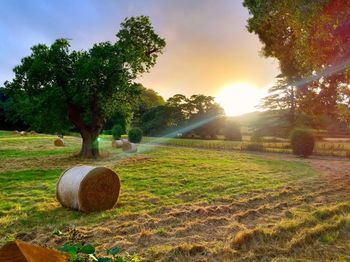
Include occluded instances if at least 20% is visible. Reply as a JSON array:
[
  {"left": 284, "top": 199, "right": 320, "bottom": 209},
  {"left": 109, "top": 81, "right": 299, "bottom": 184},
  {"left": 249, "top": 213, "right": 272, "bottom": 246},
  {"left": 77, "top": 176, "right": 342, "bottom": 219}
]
[
  {"left": 1, "top": 131, "right": 350, "bottom": 261},
  {"left": 142, "top": 136, "right": 350, "bottom": 158}
]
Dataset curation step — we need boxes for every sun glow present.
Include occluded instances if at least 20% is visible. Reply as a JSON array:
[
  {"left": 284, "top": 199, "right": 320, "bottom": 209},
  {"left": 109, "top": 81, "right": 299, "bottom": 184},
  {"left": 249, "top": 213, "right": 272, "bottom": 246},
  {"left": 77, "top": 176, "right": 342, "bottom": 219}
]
[{"left": 215, "top": 83, "right": 266, "bottom": 116}]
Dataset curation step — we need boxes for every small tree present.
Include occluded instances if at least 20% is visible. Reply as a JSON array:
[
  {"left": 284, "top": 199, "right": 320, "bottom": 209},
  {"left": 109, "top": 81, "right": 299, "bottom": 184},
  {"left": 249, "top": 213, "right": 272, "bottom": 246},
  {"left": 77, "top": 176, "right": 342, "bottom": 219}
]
[
  {"left": 4, "top": 16, "right": 165, "bottom": 158},
  {"left": 128, "top": 128, "right": 143, "bottom": 143},
  {"left": 290, "top": 128, "right": 315, "bottom": 157}
]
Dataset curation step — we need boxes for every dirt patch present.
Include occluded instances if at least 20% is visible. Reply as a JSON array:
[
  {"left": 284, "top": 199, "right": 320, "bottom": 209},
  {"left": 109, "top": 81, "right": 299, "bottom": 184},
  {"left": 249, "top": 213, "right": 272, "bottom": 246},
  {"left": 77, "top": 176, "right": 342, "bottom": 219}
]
[{"left": 307, "top": 159, "right": 350, "bottom": 185}]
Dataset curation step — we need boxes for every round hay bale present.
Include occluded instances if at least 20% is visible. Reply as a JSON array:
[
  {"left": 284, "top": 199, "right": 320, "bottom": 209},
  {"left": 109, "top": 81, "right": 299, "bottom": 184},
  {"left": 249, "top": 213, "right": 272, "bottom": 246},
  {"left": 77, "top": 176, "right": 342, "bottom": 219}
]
[
  {"left": 54, "top": 138, "right": 64, "bottom": 147},
  {"left": 12, "top": 130, "right": 19, "bottom": 135},
  {"left": 122, "top": 142, "right": 137, "bottom": 153},
  {"left": 56, "top": 165, "right": 120, "bottom": 212},
  {"left": 112, "top": 140, "right": 123, "bottom": 148},
  {"left": 20, "top": 131, "right": 27, "bottom": 136},
  {"left": 30, "top": 130, "right": 37, "bottom": 135}
]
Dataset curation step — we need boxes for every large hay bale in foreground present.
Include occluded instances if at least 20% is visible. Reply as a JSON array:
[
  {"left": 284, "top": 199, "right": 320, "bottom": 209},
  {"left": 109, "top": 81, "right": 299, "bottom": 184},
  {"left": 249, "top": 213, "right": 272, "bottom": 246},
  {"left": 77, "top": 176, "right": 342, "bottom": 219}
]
[
  {"left": 0, "top": 240, "right": 69, "bottom": 262},
  {"left": 122, "top": 142, "right": 137, "bottom": 153},
  {"left": 54, "top": 138, "right": 64, "bottom": 147},
  {"left": 56, "top": 165, "right": 120, "bottom": 212},
  {"left": 112, "top": 140, "right": 123, "bottom": 148}
]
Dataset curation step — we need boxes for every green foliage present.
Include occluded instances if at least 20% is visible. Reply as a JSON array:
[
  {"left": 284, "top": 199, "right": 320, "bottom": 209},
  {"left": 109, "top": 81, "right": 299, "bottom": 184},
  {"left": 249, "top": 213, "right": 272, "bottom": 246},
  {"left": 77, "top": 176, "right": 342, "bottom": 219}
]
[
  {"left": 128, "top": 127, "right": 143, "bottom": 143},
  {"left": 141, "top": 94, "right": 224, "bottom": 137},
  {"left": 58, "top": 243, "right": 137, "bottom": 262},
  {"left": 4, "top": 16, "right": 165, "bottom": 157},
  {"left": 104, "top": 111, "right": 133, "bottom": 136},
  {"left": 131, "top": 86, "right": 165, "bottom": 128},
  {"left": 112, "top": 124, "right": 123, "bottom": 140},
  {"left": 243, "top": 0, "right": 330, "bottom": 77},
  {"left": 134, "top": 86, "right": 165, "bottom": 122},
  {"left": 102, "top": 129, "right": 112, "bottom": 135},
  {"left": 243, "top": 0, "right": 350, "bottom": 130},
  {"left": 141, "top": 105, "right": 171, "bottom": 136},
  {"left": 290, "top": 128, "right": 315, "bottom": 157}
]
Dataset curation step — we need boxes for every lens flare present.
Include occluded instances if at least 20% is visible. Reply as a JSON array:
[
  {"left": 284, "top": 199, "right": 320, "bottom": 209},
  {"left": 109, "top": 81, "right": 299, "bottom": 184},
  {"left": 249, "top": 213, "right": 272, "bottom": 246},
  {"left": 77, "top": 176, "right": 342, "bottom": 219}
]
[{"left": 215, "top": 83, "right": 266, "bottom": 116}]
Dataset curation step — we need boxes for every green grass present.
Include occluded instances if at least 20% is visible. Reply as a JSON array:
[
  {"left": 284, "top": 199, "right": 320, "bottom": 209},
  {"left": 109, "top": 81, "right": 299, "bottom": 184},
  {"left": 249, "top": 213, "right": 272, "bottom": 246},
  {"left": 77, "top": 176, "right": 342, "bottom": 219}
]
[
  {"left": 2, "top": 131, "right": 350, "bottom": 260},
  {"left": 0, "top": 132, "right": 318, "bottom": 245},
  {"left": 0, "top": 148, "right": 77, "bottom": 159}
]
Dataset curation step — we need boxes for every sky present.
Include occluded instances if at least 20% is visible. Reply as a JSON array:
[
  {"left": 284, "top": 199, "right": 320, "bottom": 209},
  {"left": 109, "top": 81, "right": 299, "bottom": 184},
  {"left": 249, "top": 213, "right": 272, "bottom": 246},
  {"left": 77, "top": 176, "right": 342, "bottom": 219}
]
[{"left": 0, "top": 0, "right": 279, "bottom": 100}]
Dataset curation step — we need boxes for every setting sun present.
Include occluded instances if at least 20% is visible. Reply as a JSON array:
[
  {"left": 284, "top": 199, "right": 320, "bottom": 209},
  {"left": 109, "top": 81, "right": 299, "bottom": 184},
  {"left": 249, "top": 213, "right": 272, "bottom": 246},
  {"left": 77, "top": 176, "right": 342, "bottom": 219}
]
[{"left": 215, "top": 83, "right": 265, "bottom": 116}]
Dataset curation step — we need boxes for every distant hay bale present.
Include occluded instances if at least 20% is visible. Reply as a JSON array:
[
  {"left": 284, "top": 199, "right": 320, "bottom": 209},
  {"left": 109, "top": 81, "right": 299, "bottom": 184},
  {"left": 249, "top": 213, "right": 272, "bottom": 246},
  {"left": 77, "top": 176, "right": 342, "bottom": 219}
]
[
  {"left": 30, "top": 130, "right": 37, "bottom": 135},
  {"left": 56, "top": 165, "right": 120, "bottom": 212},
  {"left": 12, "top": 130, "right": 19, "bottom": 135},
  {"left": 20, "top": 131, "right": 27, "bottom": 136},
  {"left": 54, "top": 138, "right": 64, "bottom": 147},
  {"left": 112, "top": 140, "right": 123, "bottom": 148},
  {"left": 122, "top": 142, "right": 137, "bottom": 153}
]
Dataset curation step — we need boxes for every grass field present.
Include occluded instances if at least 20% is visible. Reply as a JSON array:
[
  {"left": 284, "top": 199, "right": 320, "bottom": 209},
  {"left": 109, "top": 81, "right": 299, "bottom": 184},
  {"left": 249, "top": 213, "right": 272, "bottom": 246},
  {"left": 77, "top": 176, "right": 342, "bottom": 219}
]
[
  {"left": 1, "top": 131, "right": 350, "bottom": 261},
  {"left": 143, "top": 136, "right": 350, "bottom": 157}
]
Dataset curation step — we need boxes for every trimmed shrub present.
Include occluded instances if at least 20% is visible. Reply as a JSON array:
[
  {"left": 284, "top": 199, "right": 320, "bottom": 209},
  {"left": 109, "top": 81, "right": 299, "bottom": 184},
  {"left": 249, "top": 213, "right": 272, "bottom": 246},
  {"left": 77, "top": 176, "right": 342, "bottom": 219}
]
[
  {"left": 128, "top": 127, "right": 143, "bottom": 143},
  {"left": 112, "top": 124, "right": 123, "bottom": 140},
  {"left": 290, "top": 128, "right": 315, "bottom": 157}
]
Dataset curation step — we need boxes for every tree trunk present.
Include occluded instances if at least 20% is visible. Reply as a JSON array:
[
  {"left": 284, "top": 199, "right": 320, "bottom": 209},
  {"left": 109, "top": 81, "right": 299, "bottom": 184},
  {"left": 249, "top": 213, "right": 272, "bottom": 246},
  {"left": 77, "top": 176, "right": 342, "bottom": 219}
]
[
  {"left": 67, "top": 99, "right": 102, "bottom": 158},
  {"left": 289, "top": 86, "right": 296, "bottom": 130},
  {"left": 80, "top": 130, "right": 100, "bottom": 158}
]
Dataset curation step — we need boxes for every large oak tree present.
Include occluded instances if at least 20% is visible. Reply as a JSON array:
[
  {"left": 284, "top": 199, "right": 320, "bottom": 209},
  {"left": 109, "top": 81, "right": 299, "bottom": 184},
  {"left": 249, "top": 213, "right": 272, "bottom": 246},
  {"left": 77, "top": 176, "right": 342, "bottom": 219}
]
[{"left": 4, "top": 16, "right": 165, "bottom": 157}]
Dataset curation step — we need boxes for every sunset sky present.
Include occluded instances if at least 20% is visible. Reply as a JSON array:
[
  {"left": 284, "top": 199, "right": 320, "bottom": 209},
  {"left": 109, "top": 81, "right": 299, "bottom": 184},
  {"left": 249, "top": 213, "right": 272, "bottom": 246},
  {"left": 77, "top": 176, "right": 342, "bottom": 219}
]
[{"left": 1, "top": 0, "right": 279, "bottom": 102}]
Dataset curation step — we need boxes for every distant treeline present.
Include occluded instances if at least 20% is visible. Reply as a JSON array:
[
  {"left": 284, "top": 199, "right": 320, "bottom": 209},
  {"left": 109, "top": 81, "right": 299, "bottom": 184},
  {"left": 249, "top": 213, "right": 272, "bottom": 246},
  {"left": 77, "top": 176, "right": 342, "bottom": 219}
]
[{"left": 0, "top": 87, "right": 242, "bottom": 141}]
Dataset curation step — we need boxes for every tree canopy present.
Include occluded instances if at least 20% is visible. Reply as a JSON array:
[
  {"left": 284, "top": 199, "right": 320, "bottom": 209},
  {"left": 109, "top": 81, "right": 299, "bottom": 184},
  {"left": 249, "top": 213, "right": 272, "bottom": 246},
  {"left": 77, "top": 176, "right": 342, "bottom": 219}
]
[
  {"left": 141, "top": 94, "right": 226, "bottom": 138},
  {"left": 4, "top": 16, "right": 165, "bottom": 157},
  {"left": 244, "top": 0, "right": 350, "bottom": 133}
]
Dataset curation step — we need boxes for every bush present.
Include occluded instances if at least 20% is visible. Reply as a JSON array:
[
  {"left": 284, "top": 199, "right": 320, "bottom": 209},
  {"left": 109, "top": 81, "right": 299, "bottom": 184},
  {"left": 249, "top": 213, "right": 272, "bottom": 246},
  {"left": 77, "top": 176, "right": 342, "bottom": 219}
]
[
  {"left": 58, "top": 242, "right": 137, "bottom": 261},
  {"left": 290, "top": 129, "right": 315, "bottom": 157},
  {"left": 112, "top": 124, "right": 123, "bottom": 140},
  {"left": 128, "top": 127, "right": 143, "bottom": 143},
  {"left": 102, "top": 129, "right": 112, "bottom": 135}
]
